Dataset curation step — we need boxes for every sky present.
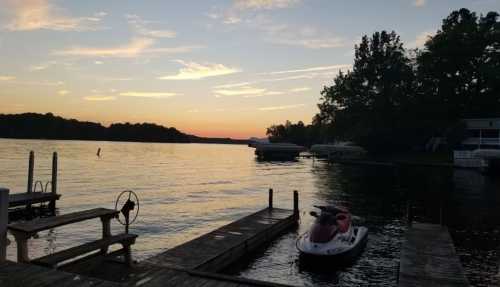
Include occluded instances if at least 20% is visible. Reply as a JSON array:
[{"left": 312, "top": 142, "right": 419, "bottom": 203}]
[{"left": 0, "top": 0, "right": 498, "bottom": 139}]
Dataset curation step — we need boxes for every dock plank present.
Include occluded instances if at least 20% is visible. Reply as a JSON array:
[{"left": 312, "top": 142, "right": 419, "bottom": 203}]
[
  {"left": 32, "top": 233, "right": 137, "bottom": 268},
  {"left": 0, "top": 261, "right": 120, "bottom": 287},
  {"left": 9, "top": 192, "right": 61, "bottom": 208},
  {"left": 8, "top": 208, "right": 118, "bottom": 234},
  {"left": 144, "top": 207, "right": 296, "bottom": 272},
  {"left": 398, "top": 223, "right": 469, "bottom": 287}
]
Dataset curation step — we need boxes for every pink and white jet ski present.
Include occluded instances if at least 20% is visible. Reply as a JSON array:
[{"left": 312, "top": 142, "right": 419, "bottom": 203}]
[{"left": 296, "top": 205, "right": 368, "bottom": 258}]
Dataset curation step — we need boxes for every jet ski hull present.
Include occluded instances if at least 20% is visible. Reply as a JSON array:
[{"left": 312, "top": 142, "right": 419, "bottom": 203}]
[{"left": 296, "top": 226, "right": 368, "bottom": 260}]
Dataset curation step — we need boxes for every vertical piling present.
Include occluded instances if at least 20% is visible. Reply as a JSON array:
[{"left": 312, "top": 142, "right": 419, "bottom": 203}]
[
  {"left": 293, "top": 190, "right": 299, "bottom": 220},
  {"left": 49, "top": 152, "right": 58, "bottom": 215},
  {"left": 268, "top": 188, "right": 273, "bottom": 209},
  {"left": 26, "top": 151, "right": 34, "bottom": 216},
  {"left": 0, "top": 188, "right": 9, "bottom": 263},
  {"left": 406, "top": 201, "right": 413, "bottom": 227}
]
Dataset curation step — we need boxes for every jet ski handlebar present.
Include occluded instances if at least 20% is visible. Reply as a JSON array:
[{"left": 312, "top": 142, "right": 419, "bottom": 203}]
[{"left": 313, "top": 205, "right": 347, "bottom": 214}]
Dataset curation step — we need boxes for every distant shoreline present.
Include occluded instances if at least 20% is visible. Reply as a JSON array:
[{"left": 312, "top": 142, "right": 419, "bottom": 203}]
[
  {"left": 0, "top": 113, "right": 250, "bottom": 145},
  {"left": 0, "top": 137, "right": 249, "bottom": 145}
]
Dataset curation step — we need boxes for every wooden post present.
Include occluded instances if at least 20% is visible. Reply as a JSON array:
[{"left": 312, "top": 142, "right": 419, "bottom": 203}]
[
  {"left": 26, "top": 151, "right": 34, "bottom": 215},
  {"left": 406, "top": 201, "right": 413, "bottom": 227},
  {"left": 268, "top": 188, "right": 273, "bottom": 209},
  {"left": 293, "top": 190, "right": 299, "bottom": 219},
  {"left": 0, "top": 187, "right": 8, "bottom": 263},
  {"left": 100, "top": 216, "right": 111, "bottom": 254},
  {"left": 49, "top": 152, "right": 57, "bottom": 215},
  {"left": 11, "top": 231, "right": 30, "bottom": 263}
]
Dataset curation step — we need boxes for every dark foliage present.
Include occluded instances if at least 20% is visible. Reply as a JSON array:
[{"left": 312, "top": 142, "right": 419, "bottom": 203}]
[
  {"left": 0, "top": 113, "right": 247, "bottom": 144},
  {"left": 267, "top": 8, "right": 500, "bottom": 152},
  {"left": 266, "top": 120, "right": 323, "bottom": 147}
]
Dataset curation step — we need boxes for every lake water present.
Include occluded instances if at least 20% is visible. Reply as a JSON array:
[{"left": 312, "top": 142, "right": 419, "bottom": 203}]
[{"left": 0, "top": 139, "right": 498, "bottom": 286}]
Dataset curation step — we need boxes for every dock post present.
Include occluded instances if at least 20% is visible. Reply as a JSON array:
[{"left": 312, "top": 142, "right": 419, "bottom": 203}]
[
  {"left": 49, "top": 152, "right": 58, "bottom": 215},
  {"left": 406, "top": 201, "right": 412, "bottom": 227},
  {"left": 268, "top": 188, "right": 273, "bottom": 209},
  {"left": 293, "top": 190, "right": 299, "bottom": 219},
  {"left": 0, "top": 187, "right": 9, "bottom": 263},
  {"left": 26, "top": 151, "right": 34, "bottom": 216}
]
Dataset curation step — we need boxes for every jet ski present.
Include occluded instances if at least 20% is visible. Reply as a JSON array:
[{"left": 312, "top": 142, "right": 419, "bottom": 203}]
[{"left": 296, "top": 205, "right": 368, "bottom": 259}]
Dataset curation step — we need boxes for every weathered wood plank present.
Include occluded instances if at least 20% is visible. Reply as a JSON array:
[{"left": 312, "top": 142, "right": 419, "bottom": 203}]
[
  {"left": 32, "top": 233, "right": 137, "bottom": 268},
  {"left": 0, "top": 261, "right": 120, "bottom": 287},
  {"left": 144, "top": 208, "right": 296, "bottom": 272},
  {"left": 8, "top": 208, "right": 118, "bottom": 234},
  {"left": 398, "top": 223, "right": 469, "bottom": 287},
  {"left": 9, "top": 192, "right": 61, "bottom": 208}
]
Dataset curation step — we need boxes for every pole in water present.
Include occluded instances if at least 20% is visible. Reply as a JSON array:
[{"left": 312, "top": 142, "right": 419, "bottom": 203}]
[
  {"left": 49, "top": 152, "right": 58, "bottom": 215},
  {"left": 268, "top": 188, "right": 273, "bottom": 209},
  {"left": 293, "top": 190, "right": 299, "bottom": 219},
  {"left": 97, "top": 148, "right": 101, "bottom": 157}
]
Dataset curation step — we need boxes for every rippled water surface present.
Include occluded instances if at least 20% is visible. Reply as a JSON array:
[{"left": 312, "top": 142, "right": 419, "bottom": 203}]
[{"left": 0, "top": 139, "right": 498, "bottom": 286}]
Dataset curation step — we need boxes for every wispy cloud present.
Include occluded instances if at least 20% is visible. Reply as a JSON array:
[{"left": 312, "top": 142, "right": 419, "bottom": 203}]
[
  {"left": 413, "top": 0, "right": 426, "bottom": 7},
  {"left": 4, "top": 0, "right": 105, "bottom": 31},
  {"left": 2, "top": 79, "right": 63, "bottom": 86},
  {"left": 409, "top": 31, "right": 434, "bottom": 48},
  {"left": 0, "top": 75, "right": 15, "bottom": 81},
  {"left": 271, "top": 37, "right": 346, "bottom": 49},
  {"left": 119, "top": 91, "right": 178, "bottom": 98},
  {"left": 233, "top": 0, "right": 300, "bottom": 10},
  {"left": 159, "top": 60, "right": 240, "bottom": 80},
  {"left": 99, "top": 77, "right": 134, "bottom": 82},
  {"left": 209, "top": 0, "right": 300, "bottom": 25},
  {"left": 94, "top": 11, "right": 108, "bottom": 18},
  {"left": 214, "top": 86, "right": 266, "bottom": 97},
  {"left": 255, "top": 18, "right": 348, "bottom": 49},
  {"left": 125, "top": 14, "right": 176, "bottom": 38},
  {"left": 258, "top": 104, "right": 305, "bottom": 111},
  {"left": 57, "top": 90, "right": 69, "bottom": 95},
  {"left": 54, "top": 38, "right": 154, "bottom": 58},
  {"left": 213, "top": 84, "right": 284, "bottom": 98},
  {"left": 83, "top": 96, "right": 116, "bottom": 101},
  {"left": 263, "top": 64, "right": 352, "bottom": 75},
  {"left": 213, "top": 82, "right": 252, "bottom": 89},
  {"left": 214, "top": 64, "right": 349, "bottom": 88},
  {"left": 54, "top": 38, "right": 199, "bottom": 58},
  {"left": 290, "top": 87, "right": 310, "bottom": 93}
]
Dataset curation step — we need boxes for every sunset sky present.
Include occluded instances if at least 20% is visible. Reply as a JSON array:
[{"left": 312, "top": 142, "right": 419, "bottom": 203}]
[{"left": 0, "top": 0, "right": 498, "bottom": 138}]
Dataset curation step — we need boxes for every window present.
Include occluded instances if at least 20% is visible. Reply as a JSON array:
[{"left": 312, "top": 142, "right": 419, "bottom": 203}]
[{"left": 481, "top": 129, "right": 499, "bottom": 138}]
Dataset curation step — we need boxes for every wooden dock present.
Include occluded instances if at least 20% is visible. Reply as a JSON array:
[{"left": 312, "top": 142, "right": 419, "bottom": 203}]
[
  {"left": 398, "top": 223, "right": 469, "bottom": 287},
  {"left": 1, "top": 260, "right": 292, "bottom": 287},
  {"left": 145, "top": 207, "right": 297, "bottom": 272},
  {"left": 8, "top": 151, "right": 61, "bottom": 219},
  {"left": 1, "top": 188, "right": 299, "bottom": 287},
  {"left": 0, "top": 261, "right": 121, "bottom": 287}
]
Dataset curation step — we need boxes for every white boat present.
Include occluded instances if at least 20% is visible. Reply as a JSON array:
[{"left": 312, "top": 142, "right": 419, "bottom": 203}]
[{"left": 250, "top": 142, "right": 306, "bottom": 160}]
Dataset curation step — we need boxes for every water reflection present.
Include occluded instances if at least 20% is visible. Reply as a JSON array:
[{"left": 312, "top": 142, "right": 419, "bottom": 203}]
[
  {"left": 1, "top": 139, "right": 498, "bottom": 286},
  {"left": 231, "top": 163, "right": 404, "bottom": 286}
]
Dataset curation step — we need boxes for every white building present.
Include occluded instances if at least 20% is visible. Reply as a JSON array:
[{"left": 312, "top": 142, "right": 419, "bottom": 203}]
[{"left": 454, "top": 118, "right": 500, "bottom": 169}]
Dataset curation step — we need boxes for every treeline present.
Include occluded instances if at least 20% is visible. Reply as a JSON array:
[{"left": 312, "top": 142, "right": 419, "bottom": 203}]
[
  {"left": 0, "top": 113, "right": 247, "bottom": 144},
  {"left": 267, "top": 9, "right": 500, "bottom": 152}
]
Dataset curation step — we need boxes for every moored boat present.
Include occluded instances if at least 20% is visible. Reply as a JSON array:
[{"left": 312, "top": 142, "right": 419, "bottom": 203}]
[{"left": 250, "top": 142, "right": 306, "bottom": 160}]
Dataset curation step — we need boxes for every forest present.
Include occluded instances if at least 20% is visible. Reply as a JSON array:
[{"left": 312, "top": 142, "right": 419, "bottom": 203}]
[
  {"left": 0, "top": 113, "right": 247, "bottom": 144},
  {"left": 267, "top": 9, "right": 500, "bottom": 152}
]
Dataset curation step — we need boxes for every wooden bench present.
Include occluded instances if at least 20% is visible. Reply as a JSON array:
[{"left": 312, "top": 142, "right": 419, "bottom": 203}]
[
  {"left": 8, "top": 208, "right": 126, "bottom": 264},
  {"left": 8, "top": 192, "right": 61, "bottom": 208},
  {"left": 31, "top": 233, "right": 137, "bottom": 268}
]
